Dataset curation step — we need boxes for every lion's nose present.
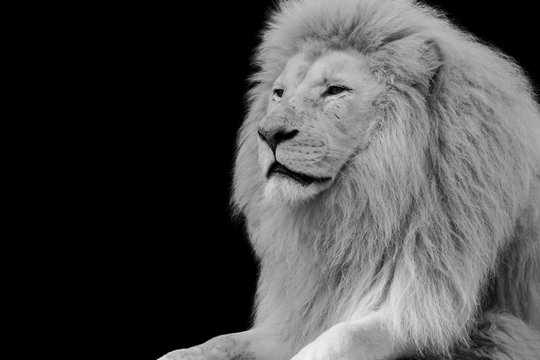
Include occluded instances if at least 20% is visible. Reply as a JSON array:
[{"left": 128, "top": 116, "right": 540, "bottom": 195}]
[{"left": 257, "top": 126, "right": 299, "bottom": 153}]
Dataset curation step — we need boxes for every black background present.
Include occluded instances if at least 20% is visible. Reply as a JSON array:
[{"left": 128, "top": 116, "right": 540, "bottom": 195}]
[{"left": 93, "top": 1, "right": 539, "bottom": 359}]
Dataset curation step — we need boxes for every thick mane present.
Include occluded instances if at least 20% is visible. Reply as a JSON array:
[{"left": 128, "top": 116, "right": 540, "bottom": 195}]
[{"left": 233, "top": 0, "right": 540, "bottom": 357}]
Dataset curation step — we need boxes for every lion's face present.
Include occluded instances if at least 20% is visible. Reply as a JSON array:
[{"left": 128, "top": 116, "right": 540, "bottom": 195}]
[{"left": 258, "top": 49, "right": 384, "bottom": 204}]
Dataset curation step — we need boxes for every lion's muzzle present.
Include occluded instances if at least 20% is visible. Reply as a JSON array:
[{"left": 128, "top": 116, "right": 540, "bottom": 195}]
[
  {"left": 257, "top": 111, "right": 329, "bottom": 181},
  {"left": 258, "top": 126, "right": 299, "bottom": 154}
]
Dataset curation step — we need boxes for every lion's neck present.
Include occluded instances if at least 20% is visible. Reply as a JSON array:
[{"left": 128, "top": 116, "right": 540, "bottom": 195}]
[{"left": 250, "top": 185, "right": 398, "bottom": 354}]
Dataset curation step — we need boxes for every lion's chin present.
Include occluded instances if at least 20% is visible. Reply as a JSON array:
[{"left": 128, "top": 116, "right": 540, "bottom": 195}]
[{"left": 263, "top": 175, "right": 330, "bottom": 205}]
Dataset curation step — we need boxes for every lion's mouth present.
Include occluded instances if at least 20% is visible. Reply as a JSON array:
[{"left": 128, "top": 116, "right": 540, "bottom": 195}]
[{"left": 267, "top": 162, "right": 331, "bottom": 186}]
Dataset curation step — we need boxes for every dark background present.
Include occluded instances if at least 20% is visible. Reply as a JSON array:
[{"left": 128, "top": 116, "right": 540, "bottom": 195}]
[{"left": 94, "top": 1, "right": 539, "bottom": 358}]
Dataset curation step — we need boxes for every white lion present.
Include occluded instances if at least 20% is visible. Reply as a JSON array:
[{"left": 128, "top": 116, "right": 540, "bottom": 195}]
[{"left": 161, "top": 0, "right": 540, "bottom": 359}]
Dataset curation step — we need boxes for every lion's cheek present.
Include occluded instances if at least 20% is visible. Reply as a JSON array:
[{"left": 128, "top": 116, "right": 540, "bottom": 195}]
[{"left": 277, "top": 137, "right": 330, "bottom": 176}]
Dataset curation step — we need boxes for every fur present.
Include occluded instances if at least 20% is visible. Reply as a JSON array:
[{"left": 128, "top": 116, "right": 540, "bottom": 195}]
[{"left": 233, "top": 0, "right": 540, "bottom": 359}]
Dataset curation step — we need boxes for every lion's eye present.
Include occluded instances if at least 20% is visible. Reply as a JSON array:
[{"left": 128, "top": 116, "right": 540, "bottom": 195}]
[
  {"left": 323, "top": 85, "right": 350, "bottom": 97},
  {"left": 273, "top": 89, "right": 284, "bottom": 98}
]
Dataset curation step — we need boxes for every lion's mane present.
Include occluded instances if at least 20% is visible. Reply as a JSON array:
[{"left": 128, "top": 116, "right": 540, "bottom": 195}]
[{"left": 233, "top": 0, "right": 540, "bottom": 358}]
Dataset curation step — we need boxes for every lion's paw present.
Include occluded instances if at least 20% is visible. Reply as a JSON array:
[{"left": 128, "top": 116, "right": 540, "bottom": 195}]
[
  {"left": 158, "top": 336, "right": 253, "bottom": 360},
  {"left": 158, "top": 346, "right": 205, "bottom": 360}
]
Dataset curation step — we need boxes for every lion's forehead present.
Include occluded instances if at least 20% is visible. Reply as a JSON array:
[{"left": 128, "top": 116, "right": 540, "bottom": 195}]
[
  {"left": 277, "top": 50, "right": 365, "bottom": 96},
  {"left": 279, "top": 54, "right": 310, "bottom": 90}
]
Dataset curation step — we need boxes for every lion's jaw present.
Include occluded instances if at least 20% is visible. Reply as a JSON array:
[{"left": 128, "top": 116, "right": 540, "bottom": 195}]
[{"left": 257, "top": 49, "right": 384, "bottom": 205}]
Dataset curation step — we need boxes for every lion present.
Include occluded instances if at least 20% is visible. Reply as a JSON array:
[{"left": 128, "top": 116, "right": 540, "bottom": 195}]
[{"left": 161, "top": 0, "right": 540, "bottom": 359}]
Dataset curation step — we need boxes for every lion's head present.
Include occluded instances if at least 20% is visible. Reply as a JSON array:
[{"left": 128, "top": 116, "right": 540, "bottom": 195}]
[
  {"left": 237, "top": 28, "right": 446, "bottom": 209},
  {"left": 258, "top": 48, "right": 384, "bottom": 203}
]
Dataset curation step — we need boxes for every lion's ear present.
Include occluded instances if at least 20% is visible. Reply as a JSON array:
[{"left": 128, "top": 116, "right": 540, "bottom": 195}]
[{"left": 370, "top": 36, "right": 443, "bottom": 94}]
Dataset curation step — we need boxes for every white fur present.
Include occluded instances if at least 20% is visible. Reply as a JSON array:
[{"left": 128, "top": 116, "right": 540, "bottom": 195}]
[{"left": 233, "top": 0, "right": 540, "bottom": 358}]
